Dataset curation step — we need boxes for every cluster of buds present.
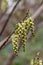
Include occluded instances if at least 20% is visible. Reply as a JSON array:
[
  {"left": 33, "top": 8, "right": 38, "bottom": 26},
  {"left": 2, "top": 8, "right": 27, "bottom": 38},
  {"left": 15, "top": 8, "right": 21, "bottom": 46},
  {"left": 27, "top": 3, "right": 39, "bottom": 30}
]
[
  {"left": 24, "top": 17, "right": 34, "bottom": 35},
  {"left": 31, "top": 52, "right": 42, "bottom": 65},
  {"left": 12, "top": 34, "right": 19, "bottom": 56},
  {"left": 12, "top": 17, "right": 34, "bottom": 56}
]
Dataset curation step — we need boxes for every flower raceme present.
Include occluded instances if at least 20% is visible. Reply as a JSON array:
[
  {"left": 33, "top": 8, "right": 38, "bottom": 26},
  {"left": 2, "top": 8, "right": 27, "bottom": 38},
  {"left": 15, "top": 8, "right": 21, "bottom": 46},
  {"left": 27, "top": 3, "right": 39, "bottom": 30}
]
[
  {"left": 12, "top": 17, "right": 34, "bottom": 56},
  {"left": 30, "top": 52, "right": 42, "bottom": 65}
]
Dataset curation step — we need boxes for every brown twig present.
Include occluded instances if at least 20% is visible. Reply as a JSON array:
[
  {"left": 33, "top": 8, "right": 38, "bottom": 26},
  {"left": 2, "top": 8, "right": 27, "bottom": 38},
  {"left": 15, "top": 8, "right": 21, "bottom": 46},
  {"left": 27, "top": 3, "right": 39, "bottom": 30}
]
[
  {"left": 0, "top": 8, "right": 7, "bottom": 19},
  {"left": 31, "top": 4, "right": 43, "bottom": 19},
  {"left": 0, "top": 0, "right": 21, "bottom": 36},
  {"left": 0, "top": 31, "right": 14, "bottom": 49},
  {"left": 23, "top": 9, "right": 29, "bottom": 21}
]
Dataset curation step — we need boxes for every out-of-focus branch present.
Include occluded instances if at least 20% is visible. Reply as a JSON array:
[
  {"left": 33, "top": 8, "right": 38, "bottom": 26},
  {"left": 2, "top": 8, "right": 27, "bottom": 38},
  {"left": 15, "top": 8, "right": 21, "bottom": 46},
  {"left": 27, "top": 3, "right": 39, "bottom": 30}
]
[
  {"left": 31, "top": 4, "right": 43, "bottom": 19},
  {"left": 0, "top": 8, "right": 8, "bottom": 19},
  {"left": 0, "top": 0, "right": 21, "bottom": 36},
  {"left": 0, "top": 0, "right": 2, "bottom": 18},
  {"left": 0, "top": 31, "right": 14, "bottom": 49},
  {"left": 0, "top": 36, "right": 9, "bottom": 49},
  {"left": 4, "top": 53, "right": 15, "bottom": 65}
]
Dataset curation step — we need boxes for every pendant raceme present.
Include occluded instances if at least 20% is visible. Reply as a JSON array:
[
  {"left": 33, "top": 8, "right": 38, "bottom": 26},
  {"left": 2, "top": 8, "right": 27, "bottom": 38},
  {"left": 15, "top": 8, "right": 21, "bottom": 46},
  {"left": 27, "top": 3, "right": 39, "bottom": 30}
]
[{"left": 12, "top": 17, "right": 34, "bottom": 56}]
